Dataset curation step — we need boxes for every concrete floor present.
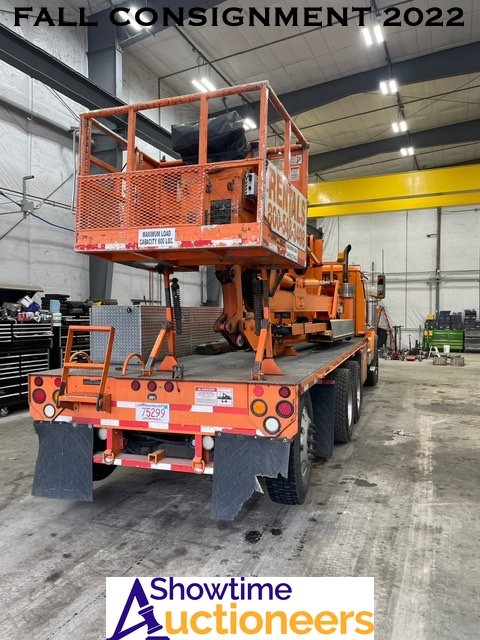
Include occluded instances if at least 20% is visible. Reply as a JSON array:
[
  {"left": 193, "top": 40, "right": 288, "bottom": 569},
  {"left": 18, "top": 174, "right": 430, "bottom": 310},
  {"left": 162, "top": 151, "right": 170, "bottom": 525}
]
[{"left": 0, "top": 355, "right": 479, "bottom": 639}]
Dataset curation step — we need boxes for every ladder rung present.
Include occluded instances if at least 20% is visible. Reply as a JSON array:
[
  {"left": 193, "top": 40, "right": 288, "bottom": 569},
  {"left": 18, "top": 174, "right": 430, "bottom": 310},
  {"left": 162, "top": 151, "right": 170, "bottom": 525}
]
[{"left": 64, "top": 363, "right": 105, "bottom": 370}]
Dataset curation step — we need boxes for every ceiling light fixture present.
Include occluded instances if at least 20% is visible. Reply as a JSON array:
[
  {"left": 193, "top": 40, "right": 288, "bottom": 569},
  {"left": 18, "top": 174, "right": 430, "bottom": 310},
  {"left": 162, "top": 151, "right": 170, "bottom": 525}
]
[
  {"left": 192, "top": 79, "right": 207, "bottom": 93},
  {"left": 392, "top": 120, "right": 408, "bottom": 133},
  {"left": 192, "top": 78, "right": 216, "bottom": 93},
  {"left": 201, "top": 77, "right": 216, "bottom": 92},
  {"left": 400, "top": 147, "right": 415, "bottom": 156},
  {"left": 243, "top": 118, "right": 257, "bottom": 131},
  {"left": 380, "top": 79, "right": 398, "bottom": 95},
  {"left": 361, "top": 24, "right": 384, "bottom": 46}
]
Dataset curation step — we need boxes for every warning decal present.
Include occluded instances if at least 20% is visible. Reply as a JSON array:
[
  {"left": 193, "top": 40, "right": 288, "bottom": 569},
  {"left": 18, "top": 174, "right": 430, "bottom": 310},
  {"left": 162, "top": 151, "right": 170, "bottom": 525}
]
[{"left": 195, "top": 386, "right": 234, "bottom": 407}]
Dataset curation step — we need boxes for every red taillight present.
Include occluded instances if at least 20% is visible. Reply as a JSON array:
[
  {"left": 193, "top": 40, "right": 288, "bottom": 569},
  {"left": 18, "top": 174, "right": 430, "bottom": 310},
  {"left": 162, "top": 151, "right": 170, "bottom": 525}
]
[
  {"left": 34, "top": 376, "right": 44, "bottom": 387},
  {"left": 54, "top": 377, "right": 62, "bottom": 388},
  {"left": 131, "top": 380, "right": 141, "bottom": 391},
  {"left": 147, "top": 381, "right": 157, "bottom": 392},
  {"left": 276, "top": 400, "right": 294, "bottom": 418},
  {"left": 32, "top": 389, "right": 46, "bottom": 404},
  {"left": 164, "top": 381, "right": 174, "bottom": 393},
  {"left": 253, "top": 385, "right": 264, "bottom": 397},
  {"left": 279, "top": 386, "right": 291, "bottom": 398}
]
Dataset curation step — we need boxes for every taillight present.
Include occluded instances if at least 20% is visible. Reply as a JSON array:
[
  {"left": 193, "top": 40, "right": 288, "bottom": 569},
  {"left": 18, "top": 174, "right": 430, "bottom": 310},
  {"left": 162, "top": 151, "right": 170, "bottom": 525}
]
[
  {"left": 147, "top": 381, "right": 157, "bottom": 392},
  {"left": 131, "top": 380, "right": 141, "bottom": 391},
  {"left": 34, "top": 376, "right": 44, "bottom": 387},
  {"left": 264, "top": 417, "right": 281, "bottom": 434},
  {"left": 276, "top": 400, "right": 294, "bottom": 418},
  {"left": 54, "top": 377, "right": 62, "bottom": 388},
  {"left": 32, "top": 389, "right": 46, "bottom": 404},
  {"left": 164, "top": 381, "right": 174, "bottom": 393},
  {"left": 251, "top": 399, "right": 267, "bottom": 417},
  {"left": 43, "top": 404, "right": 56, "bottom": 418},
  {"left": 253, "top": 385, "right": 264, "bottom": 397},
  {"left": 279, "top": 386, "right": 291, "bottom": 398}
]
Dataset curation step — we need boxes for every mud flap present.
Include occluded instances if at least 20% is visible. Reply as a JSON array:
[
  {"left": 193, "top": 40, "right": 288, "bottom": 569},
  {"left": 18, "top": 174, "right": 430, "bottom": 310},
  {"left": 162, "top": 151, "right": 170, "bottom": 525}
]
[
  {"left": 211, "top": 432, "right": 290, "bottom": 520},
  {"left": 32, "top": 421, "right": 94, "bottom": 501},
  {"left": 310, "top": 382, "right": 335, "bottom": 459}
]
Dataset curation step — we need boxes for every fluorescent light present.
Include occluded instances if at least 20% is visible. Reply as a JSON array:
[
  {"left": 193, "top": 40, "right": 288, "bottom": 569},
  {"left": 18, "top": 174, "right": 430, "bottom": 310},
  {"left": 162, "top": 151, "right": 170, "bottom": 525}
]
[
  {"left": 392, "top": 120, "right": 408, "bottom": 133},
  {"left": 407, "top": 146, "right": 414, "bottom": 155},
  {"left": 192, "top": 79, "right": 207, "bottom": 93},
  {"left": 373, "top": 25, "right": 384, "bottom": 43},
  {"left": 362, "top": 24, "right": 384, "bottom": 45},
  {"left": 361, "top": 28, "right": 373, "bottom": 46},
  {"left": 243, "top": 118, "right": 257, "bottom": 130},
  {"left": 380, "top": 79, "right": 398, "bottom": 95},
  {"left": 401, "top": 147, "right": 414, "bottom": 156},
  {"left": 130, "top": 8, "right": 144, "bottom": 30},
  {"left": 400, "top": 148, "right": 407, "bottom": 157},
  {"left": 200, "top": 77, "right": 215, "bottom": 91}
]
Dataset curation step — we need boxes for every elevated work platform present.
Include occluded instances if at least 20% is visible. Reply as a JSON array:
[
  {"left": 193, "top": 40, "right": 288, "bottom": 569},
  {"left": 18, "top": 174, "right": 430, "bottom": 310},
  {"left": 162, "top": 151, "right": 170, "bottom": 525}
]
[{"left": 75, "top": 82, "right": 309, "bottom": 271}]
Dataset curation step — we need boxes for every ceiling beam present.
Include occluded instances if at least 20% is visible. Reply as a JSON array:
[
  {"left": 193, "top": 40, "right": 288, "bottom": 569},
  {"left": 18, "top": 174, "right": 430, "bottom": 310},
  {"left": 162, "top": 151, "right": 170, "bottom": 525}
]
[
  {"left": 213, "top": 41, "right": 480, "bottom": 122},
  {"left": 308, "top": 164, "right": 480, "bottom": 216},
  {"left": 308, "top": 119, "right": 480, "bottom": 174},
  {"left": 0, "top": 23, "right": 175, "bottom": 155}
]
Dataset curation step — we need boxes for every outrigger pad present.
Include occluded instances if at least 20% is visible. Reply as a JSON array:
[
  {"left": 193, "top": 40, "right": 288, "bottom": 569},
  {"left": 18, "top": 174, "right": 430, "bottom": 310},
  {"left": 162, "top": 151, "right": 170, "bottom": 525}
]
[
  {"left": 32, "top": 421, "right": 94, "bottom": 501},
  {"left": 211, "top": 433, "right": 290, "bottom": 520}
]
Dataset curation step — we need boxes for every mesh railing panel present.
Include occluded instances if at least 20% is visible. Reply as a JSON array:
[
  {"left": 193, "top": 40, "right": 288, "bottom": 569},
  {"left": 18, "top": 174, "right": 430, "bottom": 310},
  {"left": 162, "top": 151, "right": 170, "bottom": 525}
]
[{"left": 77, "top": 166, "right": 207, "bottom": 230}]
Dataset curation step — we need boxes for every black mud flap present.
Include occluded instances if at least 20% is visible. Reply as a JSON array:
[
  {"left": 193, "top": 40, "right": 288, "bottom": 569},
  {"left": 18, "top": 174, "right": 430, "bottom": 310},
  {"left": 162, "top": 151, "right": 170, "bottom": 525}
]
[
  {"left": 32, "top": 421, "right": 94, "bottom": 501},
  {"left": 211, "top": 432, "right": 290, "bottom": 520}
]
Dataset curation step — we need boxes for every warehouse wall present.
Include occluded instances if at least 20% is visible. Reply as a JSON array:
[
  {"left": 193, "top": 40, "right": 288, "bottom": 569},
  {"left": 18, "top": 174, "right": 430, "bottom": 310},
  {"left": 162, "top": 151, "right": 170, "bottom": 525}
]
[
  {"left": 319, "top": 206, "right": 480, "bottom": 348},
  {"left": 0, "top": 2, "right": 203, "bottom": 306},
  {"left": 0, "top": 1, "right": 88, "bottom": 298}
]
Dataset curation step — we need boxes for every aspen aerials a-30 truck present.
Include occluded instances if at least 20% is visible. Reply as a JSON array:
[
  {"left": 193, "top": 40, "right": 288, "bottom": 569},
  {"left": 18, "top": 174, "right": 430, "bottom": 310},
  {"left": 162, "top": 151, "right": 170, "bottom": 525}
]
[{"left": 29, "top": 82, "right": 380, "bottom": 519}]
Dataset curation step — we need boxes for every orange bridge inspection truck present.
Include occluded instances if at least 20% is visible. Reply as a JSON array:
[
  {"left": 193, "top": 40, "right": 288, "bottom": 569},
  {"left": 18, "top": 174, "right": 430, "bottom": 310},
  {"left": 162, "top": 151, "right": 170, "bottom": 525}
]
[{"left": 29, "top": 82, "right": 381, "bottom": 519}]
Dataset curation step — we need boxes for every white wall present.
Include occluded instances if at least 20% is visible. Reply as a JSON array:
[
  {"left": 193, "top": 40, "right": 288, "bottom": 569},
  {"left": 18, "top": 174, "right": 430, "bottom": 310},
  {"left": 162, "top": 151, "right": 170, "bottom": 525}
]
[
  {"left": 0, "top": 3, "right": 202, "bottom": 305},
  {"left": 318, "top": 206, "right": 480, "bottom": 347}
]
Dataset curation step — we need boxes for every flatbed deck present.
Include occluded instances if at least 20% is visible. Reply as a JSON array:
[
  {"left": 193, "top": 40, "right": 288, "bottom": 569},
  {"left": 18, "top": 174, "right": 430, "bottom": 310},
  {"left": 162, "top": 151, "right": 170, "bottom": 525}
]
[{"left": 47, "top": 337, "right": 366, "bottom": 388}]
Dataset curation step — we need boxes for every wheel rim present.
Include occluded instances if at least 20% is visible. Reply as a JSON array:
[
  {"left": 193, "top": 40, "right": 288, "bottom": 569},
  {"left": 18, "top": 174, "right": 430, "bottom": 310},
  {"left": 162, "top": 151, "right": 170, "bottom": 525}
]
[
  {"left": 355, "top": 378, "right": 361, "bottom": 410},
  {"left": 347, "top": 388, "right": 353, "bottom": 425},
  {"left": 299, "top": 406, "right": 311, "bottom": 477}
]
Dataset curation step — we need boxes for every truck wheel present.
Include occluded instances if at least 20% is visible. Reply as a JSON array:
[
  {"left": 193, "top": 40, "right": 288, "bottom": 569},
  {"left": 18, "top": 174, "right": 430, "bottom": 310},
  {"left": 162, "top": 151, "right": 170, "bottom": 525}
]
[
  {"left": 92, "top": 463, "right": 116, "bottom": 481},
  {"left": 331, "top": 368, "right": 354, "bottom": 443},
  {"left": 266, "top": 393, "right": 313, "bottom": 505},
  {"left": 342, "top": 360, "right": 362, "bottom": 423},
  {"left": 365, "top": 337, "right": 379, "bottom": 387}
]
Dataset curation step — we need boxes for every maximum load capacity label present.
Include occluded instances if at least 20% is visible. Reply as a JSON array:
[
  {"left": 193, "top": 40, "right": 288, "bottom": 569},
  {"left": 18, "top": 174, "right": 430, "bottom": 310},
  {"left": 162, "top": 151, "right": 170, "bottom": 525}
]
[{"left": 138, "top": 228, "right": 176, "bottom": 248}]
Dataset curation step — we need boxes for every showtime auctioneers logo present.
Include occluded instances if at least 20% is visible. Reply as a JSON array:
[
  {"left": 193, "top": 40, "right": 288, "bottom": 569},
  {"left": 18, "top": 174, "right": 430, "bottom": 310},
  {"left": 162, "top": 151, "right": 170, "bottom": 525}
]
[{"left": 106, "top": 577, "right": 374, "bottom": 639}]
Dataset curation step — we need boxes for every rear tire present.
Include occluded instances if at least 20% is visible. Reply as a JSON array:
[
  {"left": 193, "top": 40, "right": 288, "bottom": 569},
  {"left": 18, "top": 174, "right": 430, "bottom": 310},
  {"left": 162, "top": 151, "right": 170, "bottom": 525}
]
[
  {"left": 342, "top": 360, "right": 362, "bottom": 423},
  {"left": 92, "top": 433, "right": 116, "bottom": 481},
  {"left": 266, "top": 393, "right": 313, "bottom": 505},
  {"left": 365, "top": 337, "right": 379, "bottom": 387},
  {"left": 331, "top": 368, "right": 354, "bottom": 443}
]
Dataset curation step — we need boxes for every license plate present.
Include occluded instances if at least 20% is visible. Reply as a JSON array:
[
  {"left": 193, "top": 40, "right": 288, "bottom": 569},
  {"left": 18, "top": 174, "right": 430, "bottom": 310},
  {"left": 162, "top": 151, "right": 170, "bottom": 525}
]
[{"left": 135, "top": 403, "right": 169, "bottom": 424}]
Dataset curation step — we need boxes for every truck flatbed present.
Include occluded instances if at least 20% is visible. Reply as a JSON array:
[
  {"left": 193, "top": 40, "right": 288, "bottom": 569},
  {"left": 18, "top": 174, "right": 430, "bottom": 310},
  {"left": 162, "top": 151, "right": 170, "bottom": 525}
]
[{"left": 47, "top": 337, "right": 366, "bottom": 390}]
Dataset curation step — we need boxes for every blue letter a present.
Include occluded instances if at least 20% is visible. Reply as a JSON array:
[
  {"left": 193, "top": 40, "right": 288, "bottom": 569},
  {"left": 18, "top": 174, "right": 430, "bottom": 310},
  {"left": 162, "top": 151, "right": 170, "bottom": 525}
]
[{"left": 107, "top": 578, "right": 167, "bottom": 640}]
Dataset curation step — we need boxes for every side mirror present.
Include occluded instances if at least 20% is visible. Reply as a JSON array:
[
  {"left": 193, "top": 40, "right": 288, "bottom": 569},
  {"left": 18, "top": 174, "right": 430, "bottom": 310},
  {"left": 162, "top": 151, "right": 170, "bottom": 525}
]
[{"left": 377, "top": 274, "right": 386, "bottom": 299}]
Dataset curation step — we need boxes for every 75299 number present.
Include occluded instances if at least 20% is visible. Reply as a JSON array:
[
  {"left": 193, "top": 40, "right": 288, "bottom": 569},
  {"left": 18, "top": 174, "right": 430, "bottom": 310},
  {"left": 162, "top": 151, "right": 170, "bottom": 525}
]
[
  {"left": 135, "top": 403, "right": 169, "bottom": 424},
  {"left": 382, "top": 7, "right": 464, "bottom": 27}
]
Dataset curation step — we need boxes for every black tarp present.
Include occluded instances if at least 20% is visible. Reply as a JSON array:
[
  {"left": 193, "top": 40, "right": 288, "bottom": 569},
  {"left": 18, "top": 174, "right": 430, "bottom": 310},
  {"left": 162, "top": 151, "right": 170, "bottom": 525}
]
[{"left": 171, "top": 110, "right": 248, "bottom": 164}]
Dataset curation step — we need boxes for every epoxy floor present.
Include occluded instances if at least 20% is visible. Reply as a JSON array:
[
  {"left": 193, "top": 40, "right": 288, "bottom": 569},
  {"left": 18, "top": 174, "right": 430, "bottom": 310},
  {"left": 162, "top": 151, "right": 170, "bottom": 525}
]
[{"left": 0, "top": 356, "right": 479, "bottom": 639}]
